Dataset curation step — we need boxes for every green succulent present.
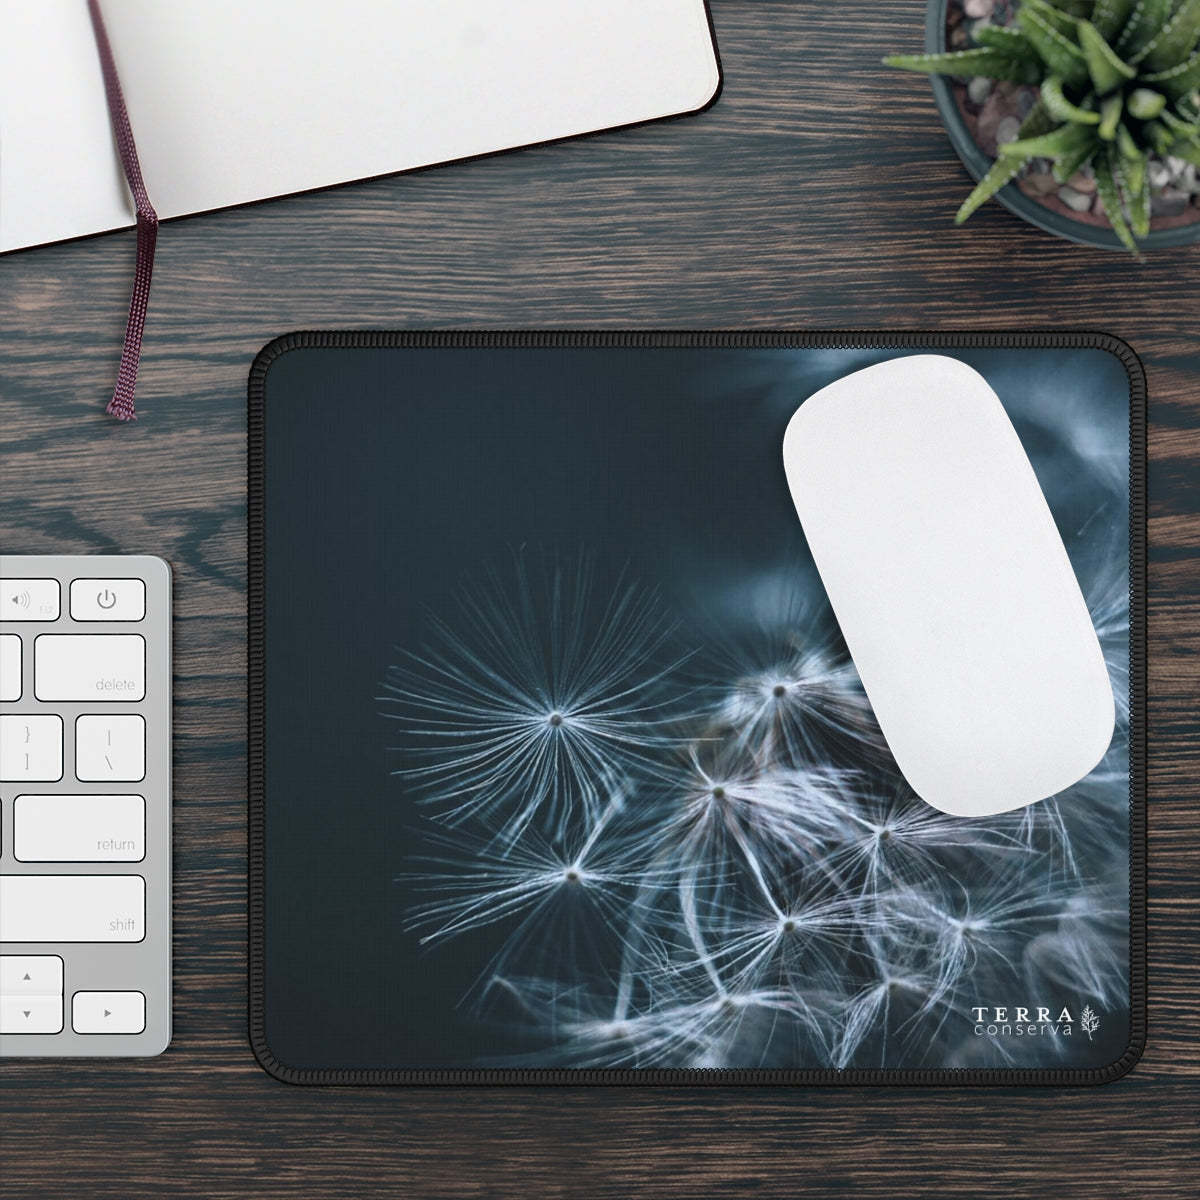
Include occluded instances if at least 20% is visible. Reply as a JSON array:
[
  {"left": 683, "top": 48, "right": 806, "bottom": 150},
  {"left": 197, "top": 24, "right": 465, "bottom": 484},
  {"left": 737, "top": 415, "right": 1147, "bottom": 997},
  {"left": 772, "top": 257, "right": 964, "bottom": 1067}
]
[{"left": 885, "top": 0, "right": 1200, "bottom": 254}]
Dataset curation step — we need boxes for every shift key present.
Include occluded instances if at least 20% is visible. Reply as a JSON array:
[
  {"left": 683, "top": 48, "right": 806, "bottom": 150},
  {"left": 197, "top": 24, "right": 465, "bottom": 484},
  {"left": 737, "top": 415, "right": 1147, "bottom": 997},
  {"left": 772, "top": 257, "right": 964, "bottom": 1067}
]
[
  {"left": 34, "top": 635, "right": 145, "bottom": 702},
  {"left": 0, "top": 876, "right": 145, "bottom": 942}
]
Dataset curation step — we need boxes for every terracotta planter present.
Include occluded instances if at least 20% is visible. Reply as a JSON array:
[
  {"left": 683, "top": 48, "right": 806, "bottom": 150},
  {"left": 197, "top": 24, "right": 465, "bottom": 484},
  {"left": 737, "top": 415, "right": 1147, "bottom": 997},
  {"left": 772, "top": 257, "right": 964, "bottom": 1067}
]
[{"left": 923, "top": 0, "right": 1200, "bottom": 251}]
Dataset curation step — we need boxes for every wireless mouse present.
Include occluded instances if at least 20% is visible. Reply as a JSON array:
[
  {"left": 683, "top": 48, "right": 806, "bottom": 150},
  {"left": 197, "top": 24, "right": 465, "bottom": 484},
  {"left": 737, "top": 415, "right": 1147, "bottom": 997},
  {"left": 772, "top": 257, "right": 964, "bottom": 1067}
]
[{"left": 782, "top": 355, "right": 1115, "bottom": 818}]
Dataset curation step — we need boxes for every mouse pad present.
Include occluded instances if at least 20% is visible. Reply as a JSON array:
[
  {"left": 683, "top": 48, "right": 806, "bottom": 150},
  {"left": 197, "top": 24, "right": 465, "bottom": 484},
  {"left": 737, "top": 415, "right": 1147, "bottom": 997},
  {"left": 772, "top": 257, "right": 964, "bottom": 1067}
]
[{"left": 248, "top": 331, "right": 1145, "bottom": 1085}]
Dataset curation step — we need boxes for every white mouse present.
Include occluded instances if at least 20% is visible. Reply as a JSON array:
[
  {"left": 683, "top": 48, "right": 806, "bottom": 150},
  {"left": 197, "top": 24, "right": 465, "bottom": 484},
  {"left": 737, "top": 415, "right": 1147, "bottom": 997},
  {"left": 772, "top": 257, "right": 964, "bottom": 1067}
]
[{"left": 782, "top": 355, "right": 1115, "bottom": 818}]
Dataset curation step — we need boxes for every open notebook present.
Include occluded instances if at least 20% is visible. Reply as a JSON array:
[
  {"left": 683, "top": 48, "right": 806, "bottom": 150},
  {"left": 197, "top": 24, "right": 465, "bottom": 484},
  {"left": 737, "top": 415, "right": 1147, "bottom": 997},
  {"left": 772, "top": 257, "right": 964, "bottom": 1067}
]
[{"left": 0, "top": 0, "right": 720, "bottom": 252}]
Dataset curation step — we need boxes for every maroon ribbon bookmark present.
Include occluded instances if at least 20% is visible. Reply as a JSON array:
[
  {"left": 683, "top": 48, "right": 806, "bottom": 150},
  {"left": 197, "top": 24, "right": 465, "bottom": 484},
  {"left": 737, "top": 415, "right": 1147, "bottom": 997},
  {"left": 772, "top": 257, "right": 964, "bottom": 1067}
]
[{"left": 86, "top": 0, "right": 158, "bottom": 422}]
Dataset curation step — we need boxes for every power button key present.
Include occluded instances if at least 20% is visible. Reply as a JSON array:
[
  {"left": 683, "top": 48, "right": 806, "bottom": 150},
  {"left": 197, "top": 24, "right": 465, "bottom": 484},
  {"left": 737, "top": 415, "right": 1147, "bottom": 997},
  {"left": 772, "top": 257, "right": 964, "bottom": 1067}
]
[{"left": 69, "top": 579, "right": 146, "bottom": 622}]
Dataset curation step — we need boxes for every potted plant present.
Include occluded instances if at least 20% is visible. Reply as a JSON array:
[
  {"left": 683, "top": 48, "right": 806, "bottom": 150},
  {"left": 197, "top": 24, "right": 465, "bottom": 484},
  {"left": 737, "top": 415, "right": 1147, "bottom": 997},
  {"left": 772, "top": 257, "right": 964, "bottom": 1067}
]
[{"left": 885, "top": 0, "right": 1200, "bottom": 254}]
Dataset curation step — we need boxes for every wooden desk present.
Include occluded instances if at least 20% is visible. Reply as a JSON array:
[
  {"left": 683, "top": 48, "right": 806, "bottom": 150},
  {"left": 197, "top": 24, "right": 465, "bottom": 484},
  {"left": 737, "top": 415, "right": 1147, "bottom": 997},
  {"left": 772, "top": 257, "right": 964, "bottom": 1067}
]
[{"left": 1, "top": 2, "right": 1196, "bottom": 1196}]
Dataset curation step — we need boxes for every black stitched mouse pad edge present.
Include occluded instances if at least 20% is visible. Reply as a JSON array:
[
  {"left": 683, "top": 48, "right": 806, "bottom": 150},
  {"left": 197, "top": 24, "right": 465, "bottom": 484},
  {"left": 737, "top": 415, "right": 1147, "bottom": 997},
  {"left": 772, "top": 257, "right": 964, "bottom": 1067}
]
[{"left": 247, "top": 329, "right": 1146, "bottom": 1086}]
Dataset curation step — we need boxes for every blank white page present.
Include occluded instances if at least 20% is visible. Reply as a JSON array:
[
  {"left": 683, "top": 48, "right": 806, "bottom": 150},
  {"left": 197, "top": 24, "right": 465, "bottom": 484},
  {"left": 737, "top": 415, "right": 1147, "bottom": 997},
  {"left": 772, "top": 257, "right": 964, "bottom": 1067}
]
[
  {"left": 0, "top": 0, "right": 719, "bottom": 253},
  {"left": 1, "top": 3, "right": 136, "bottom": 252}
]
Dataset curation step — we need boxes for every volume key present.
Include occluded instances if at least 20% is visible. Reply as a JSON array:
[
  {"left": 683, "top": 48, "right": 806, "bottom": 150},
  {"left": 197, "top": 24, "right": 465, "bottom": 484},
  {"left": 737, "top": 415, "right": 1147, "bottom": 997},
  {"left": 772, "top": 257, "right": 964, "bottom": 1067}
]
[{"left": 0, "top": 579, "right": 60, "bottom": 622}]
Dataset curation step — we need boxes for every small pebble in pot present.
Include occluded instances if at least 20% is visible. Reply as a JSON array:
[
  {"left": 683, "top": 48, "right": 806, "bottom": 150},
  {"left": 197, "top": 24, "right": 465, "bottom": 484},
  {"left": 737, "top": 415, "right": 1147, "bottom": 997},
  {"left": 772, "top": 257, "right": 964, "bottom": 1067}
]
[
  {"left": 1021, "top": 169, "right": 1058, "bottom": 197},
  {"left": 1148, "top": 160, "right": 1172, "bottom": 189},
  {"left": 975, "top": 91, "right": 1011, "bottom": 152},
  {"left": 1152, "top": 189, "right": 1191, "bottom": 218},
  {"left": 1057, "top": 185, "right": 1093, "bottom": 213},
  {"left": 1066, "top": 170, "right": 1096, "bottom": 195},
  {"left": 995, "top": 115, "right": 1021, "bottom": 146},
  {"left": 967, "top": 76, "right": 993, "bottom": 104}
]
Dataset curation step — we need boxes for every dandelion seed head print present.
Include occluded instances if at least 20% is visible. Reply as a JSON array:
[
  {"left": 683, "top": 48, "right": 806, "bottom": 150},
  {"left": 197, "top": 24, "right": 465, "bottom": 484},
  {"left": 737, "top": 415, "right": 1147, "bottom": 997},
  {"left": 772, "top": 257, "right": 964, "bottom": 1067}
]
[
  {"left": 379, "top": 554, "right": 691, "bottom": 846},
  {"left": 351, "top": 345, "right": 1132, "bottom": 1072}
]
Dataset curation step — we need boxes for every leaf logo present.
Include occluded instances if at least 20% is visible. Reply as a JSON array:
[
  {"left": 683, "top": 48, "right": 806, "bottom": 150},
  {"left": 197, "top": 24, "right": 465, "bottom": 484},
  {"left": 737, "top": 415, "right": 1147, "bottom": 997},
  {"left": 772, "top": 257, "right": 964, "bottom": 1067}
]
[{"left": 1081, "top": 1005, "right": 1100, "bottom": 1041}]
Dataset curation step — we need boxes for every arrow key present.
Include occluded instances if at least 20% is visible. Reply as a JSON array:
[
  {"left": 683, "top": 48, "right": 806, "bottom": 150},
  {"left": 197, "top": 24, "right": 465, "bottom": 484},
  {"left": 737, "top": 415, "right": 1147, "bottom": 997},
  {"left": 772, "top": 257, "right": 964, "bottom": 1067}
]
[
  {"left": 0, "top": 954, "right": 63, "bottom": 995},
  {"left": 0, "top": 994, "right": 63, "bottom": 1034},
  {"left": 72, "top": 991, "right": 145, "bottom": 1034}
]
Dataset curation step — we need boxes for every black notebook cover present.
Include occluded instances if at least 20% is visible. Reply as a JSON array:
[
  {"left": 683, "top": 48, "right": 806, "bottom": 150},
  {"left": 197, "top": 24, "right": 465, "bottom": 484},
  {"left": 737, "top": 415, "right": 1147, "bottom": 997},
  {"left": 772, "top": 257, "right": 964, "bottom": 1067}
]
[{"left": 248, "top": 331, "right": 1145, "bottom": 1085}]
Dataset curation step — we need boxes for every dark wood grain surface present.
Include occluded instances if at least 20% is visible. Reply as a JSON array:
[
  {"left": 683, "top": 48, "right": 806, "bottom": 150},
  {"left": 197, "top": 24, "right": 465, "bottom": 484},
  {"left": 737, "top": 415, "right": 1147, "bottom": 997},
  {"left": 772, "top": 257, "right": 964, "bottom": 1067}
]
[{"left": 1, "top": 1, "right": 1197, "bottom": 1196}]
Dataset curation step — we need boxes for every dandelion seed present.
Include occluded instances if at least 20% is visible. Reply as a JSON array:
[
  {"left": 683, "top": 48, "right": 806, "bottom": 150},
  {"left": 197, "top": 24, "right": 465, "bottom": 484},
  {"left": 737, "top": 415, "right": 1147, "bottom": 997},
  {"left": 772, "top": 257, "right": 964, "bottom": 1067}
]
[
  {"left": 880, "top": 876, "right": 1063, "bottom": 1018},
  {"left": 833, "top": 944, "right": 948, "bottom": 1069},
  {"left": 625, "top": 863, "right": 850, "bottom": 1067},
  {"left": 821, "top": 785, "right": 1030, "bottom": 894},
  {"left": 400, "top": 787, "right": 657, "bottom": 993},
  {"left": 660, "top": 744, "right": 853, "bottom": 882},
  {"left": 696, "top": 569, "right": 887, "bottom": 770},
  {"left": 676, "top": 984, "right": 836, "bottom": 1068},
  {"left": 718, "top": 649, "right": 882, "bottom": 770},
  {"left": 703, "top": 883, "right": 872, "bottom": 999},
  {"left": 379, "top": 553, "right": 692, "bottom": 843}
]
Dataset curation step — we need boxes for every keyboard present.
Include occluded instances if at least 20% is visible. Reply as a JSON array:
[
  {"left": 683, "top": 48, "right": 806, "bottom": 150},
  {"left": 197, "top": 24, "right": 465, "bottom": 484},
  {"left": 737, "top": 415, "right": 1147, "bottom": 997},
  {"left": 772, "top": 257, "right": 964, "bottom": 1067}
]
[{"left": 0, "top": 555, "right": 171, "bottom": 1056}]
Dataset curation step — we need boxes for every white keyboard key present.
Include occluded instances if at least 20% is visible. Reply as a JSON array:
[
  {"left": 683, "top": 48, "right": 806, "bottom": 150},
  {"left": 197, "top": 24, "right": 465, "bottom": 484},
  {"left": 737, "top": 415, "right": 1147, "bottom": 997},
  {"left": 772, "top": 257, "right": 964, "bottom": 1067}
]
[
  {"left": 0, "top": 715, "right": 63, "bottom": 782},
  {"left": 1, "top": 994, "right": 64, "bottom": 1034},
  {"left": 34, "top": 634, "right": 145, "bottom": 702},
  {"left": 14, "top": 795, "right": 145, "bottom": 863},
  {"left": 72, "top": 991, "right": 146, "bottom": 1035},
  {"left": 0, "top": 578, "right": 60, "bottom": 622},
  {"left": 75, "top": 715, "right": 146, "bottom": 782},
  {"left": 69, "top": 578, "right": 146, "bottom": 622},
  {"left": 0, "top": 634, "right": 20, "bottom": 701},
  {"left": 0, "top": 955, "right": 63, "bottom": 995},
  {"left": 0, "top": 875, "right": 145, "bottom": 942}
]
